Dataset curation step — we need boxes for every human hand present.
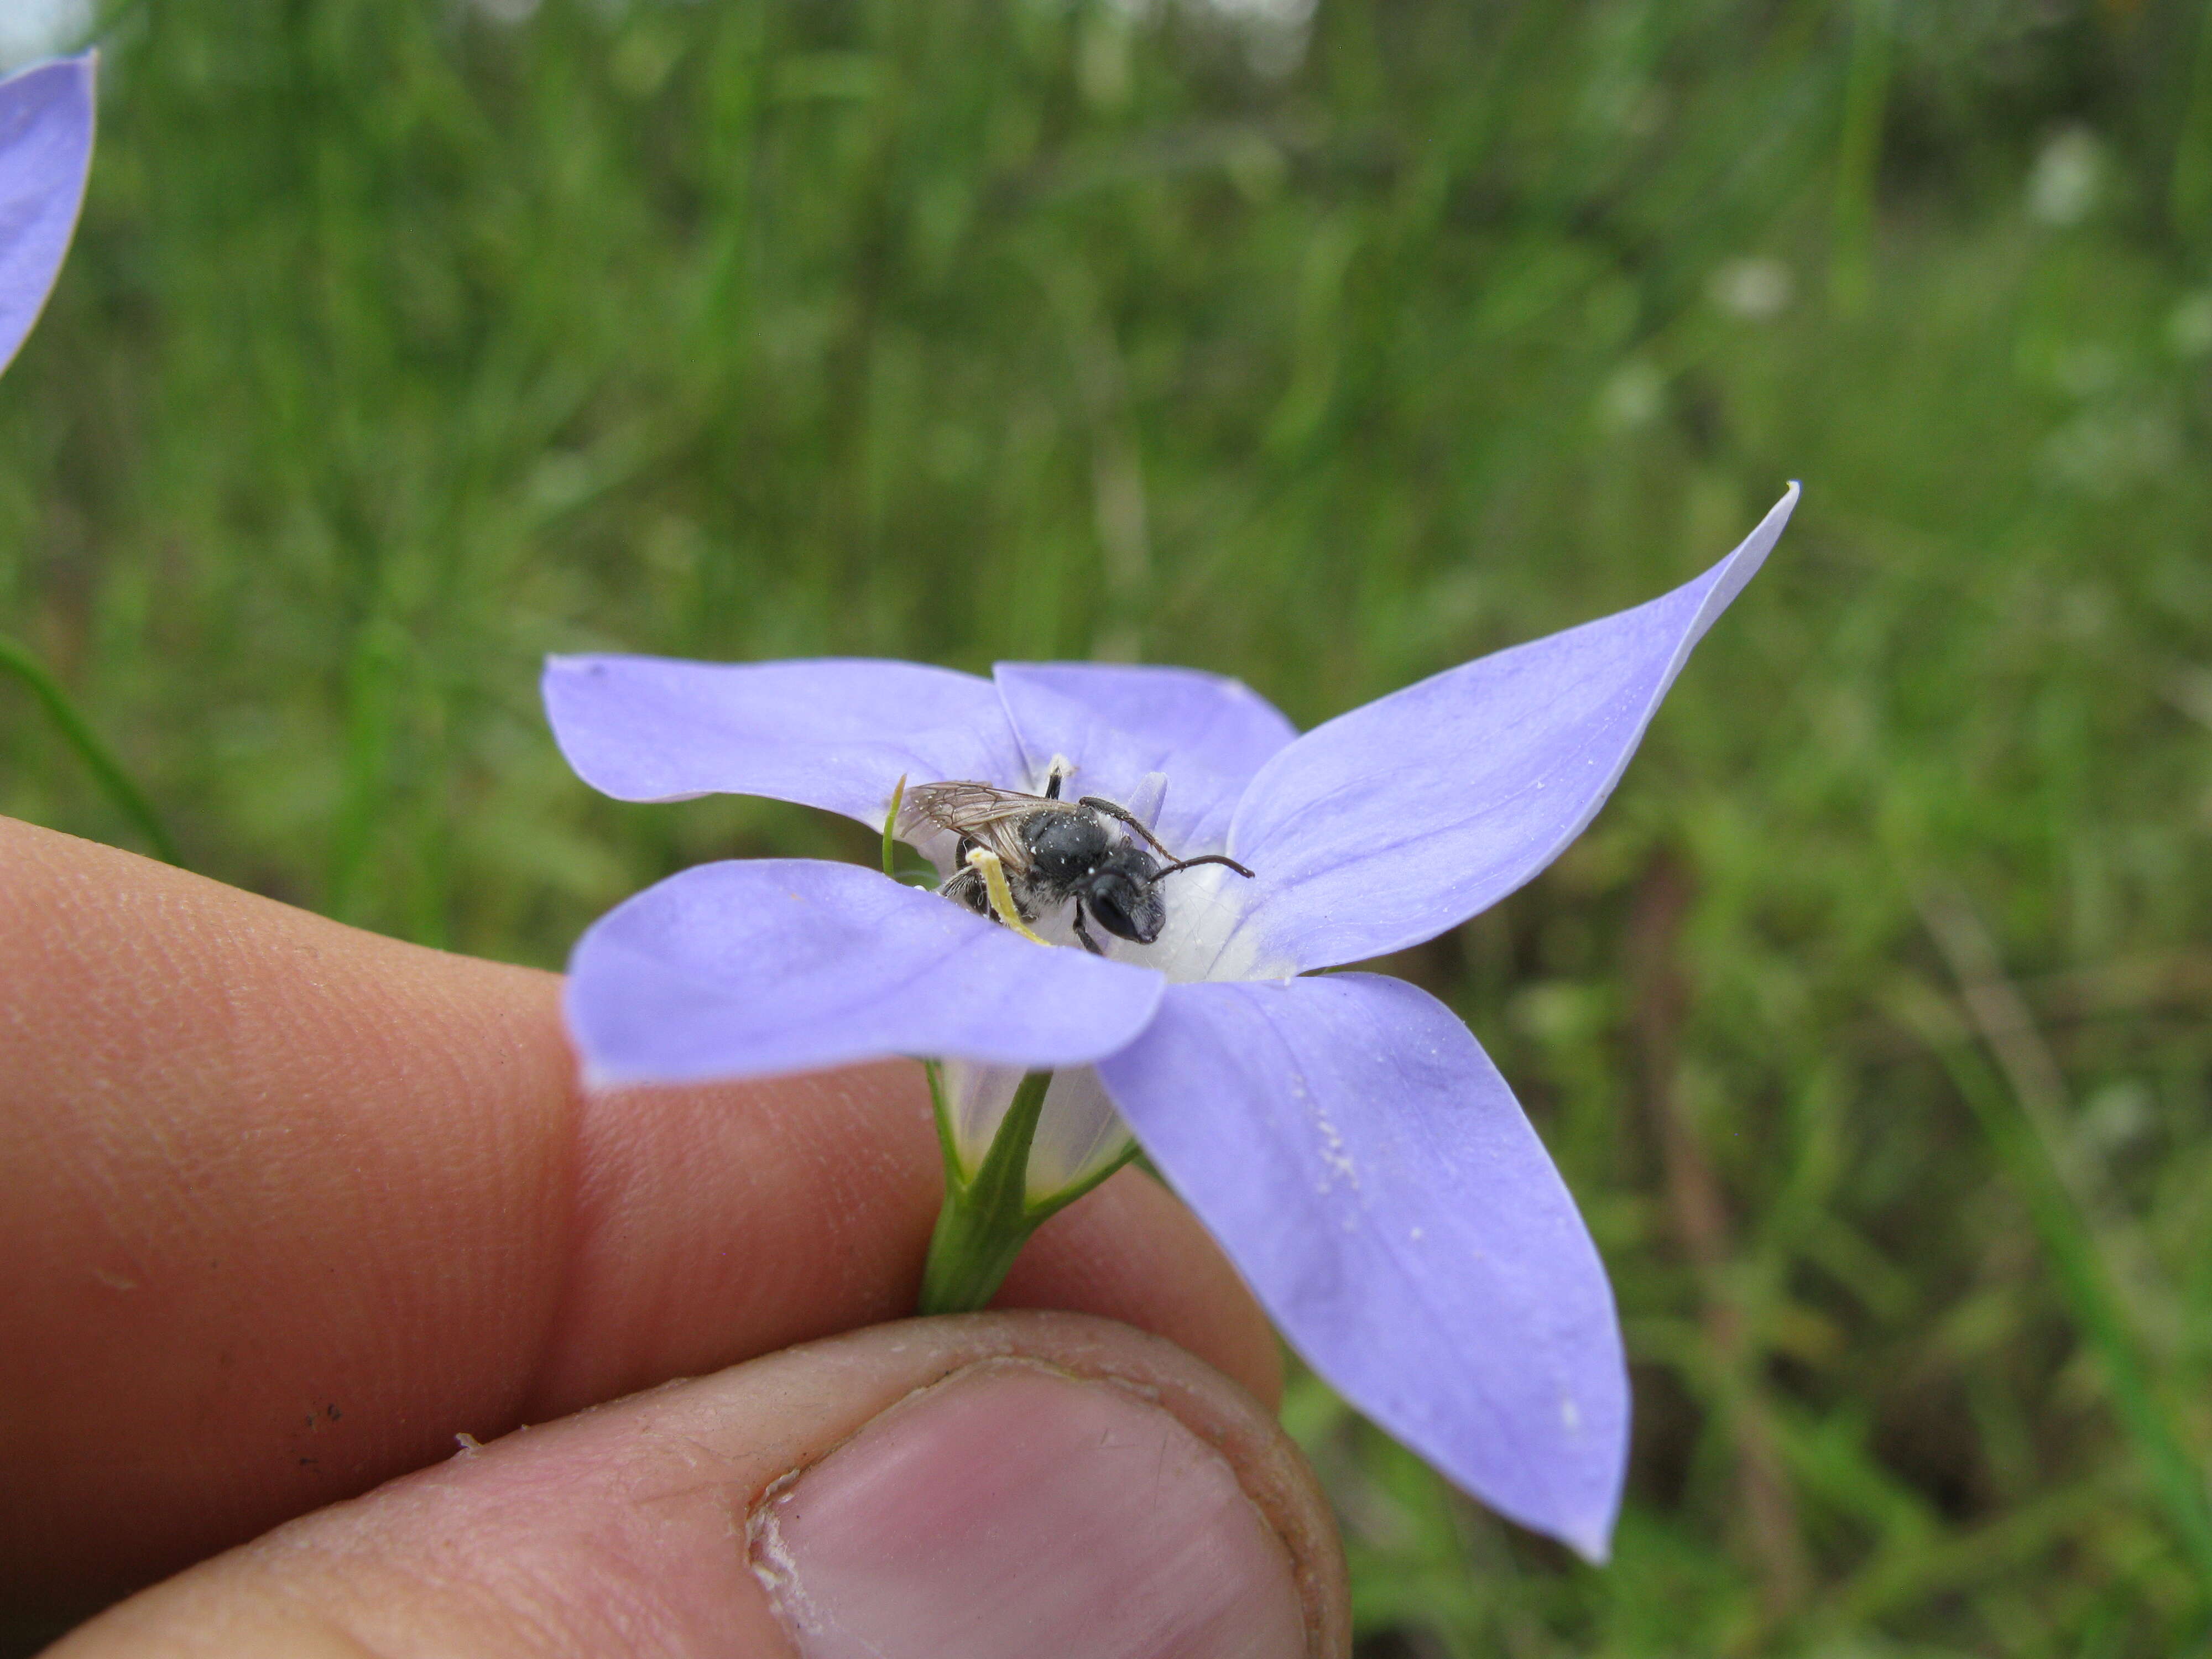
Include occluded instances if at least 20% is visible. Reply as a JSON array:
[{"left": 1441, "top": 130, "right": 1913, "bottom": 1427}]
[{"left": 0, "top": 816, "right": 1346, "bottom": 1656}]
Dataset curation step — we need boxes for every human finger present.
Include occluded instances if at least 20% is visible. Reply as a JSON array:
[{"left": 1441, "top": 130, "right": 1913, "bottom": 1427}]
[
  {"left": 0, "top": 818, "right": 1279, "bottom": 1605},
  {"left": 50, "top": 1311, "right": 1348, "bottom": 1659}
]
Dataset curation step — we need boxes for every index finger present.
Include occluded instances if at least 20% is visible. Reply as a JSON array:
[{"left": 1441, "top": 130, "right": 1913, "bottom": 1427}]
[{"left": 0, "top": 817, "right": 1280, "bottom": 1608}]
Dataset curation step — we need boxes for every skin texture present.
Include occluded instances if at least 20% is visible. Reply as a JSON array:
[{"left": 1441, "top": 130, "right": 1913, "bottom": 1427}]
[
  {"left": 51, "top": 1314, "right": 1347, "bottom": 1659},
  {"left": 0, "top": 816, "right": 1284, "bottom": 1611}
]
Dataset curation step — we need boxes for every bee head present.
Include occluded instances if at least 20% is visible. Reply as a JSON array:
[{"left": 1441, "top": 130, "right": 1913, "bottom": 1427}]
[{"left": 1082, "top": 846, "right": 1166, "bottom": 945}]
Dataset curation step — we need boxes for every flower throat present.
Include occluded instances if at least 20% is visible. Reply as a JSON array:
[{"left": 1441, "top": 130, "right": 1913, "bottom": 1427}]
[{"left": 896, "top": 766, "right": 1254, "bottom": 956}]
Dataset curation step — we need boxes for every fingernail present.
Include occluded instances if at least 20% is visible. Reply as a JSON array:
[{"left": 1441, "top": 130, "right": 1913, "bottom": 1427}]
[{"left": 749, "top": 1358, "right": 1308, "bottom": 1659}]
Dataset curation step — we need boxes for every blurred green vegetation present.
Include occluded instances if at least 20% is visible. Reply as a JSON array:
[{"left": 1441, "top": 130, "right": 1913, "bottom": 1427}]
[{"left": 8, "top": 0, "right": 2212, "bottom": 1651}]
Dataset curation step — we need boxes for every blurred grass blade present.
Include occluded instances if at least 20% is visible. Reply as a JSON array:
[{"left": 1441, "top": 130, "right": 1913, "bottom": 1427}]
[
  {"left": 1830, "top": 0, "right": 1892, "bottom": 312},
  {"left": 2174, "top": 0, "right": 2212, "bottom": 243},
  {"left": 0, "top": 632, "right": 181, "bottom": 867},
  {"left": 1908, "top": 889, "right": 2212, "bottom": 1598}
]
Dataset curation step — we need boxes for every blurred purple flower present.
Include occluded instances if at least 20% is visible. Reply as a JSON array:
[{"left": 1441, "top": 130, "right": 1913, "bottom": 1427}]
[
  {"left": 546, "top": 486, "right": 1797, "bottom": 1559},
  {"left": 0, "top": 52, "right": 94, "bottom": 377}
]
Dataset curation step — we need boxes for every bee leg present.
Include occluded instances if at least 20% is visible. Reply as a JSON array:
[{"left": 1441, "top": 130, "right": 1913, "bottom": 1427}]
[
  {"left": 940, "top": 867, "right": 990, "bottom": 917},
  {"left": 1072, "top": 901, "right": 1106, "bottom": 956},
  {"left": 964, "top": 848, "right": 1049, "bottom": 946}
]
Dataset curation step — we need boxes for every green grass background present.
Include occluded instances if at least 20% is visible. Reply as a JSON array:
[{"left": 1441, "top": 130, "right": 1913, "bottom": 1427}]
[{"left": 8, "top": 0, "right": 2212, "bottom": 1652}]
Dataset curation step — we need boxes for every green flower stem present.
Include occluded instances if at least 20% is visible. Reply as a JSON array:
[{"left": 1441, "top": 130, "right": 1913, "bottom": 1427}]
[
  {"left": 916, "top": 1065, "right": 1144, "bottom": 1315},
  {"left": 919, "top": 1068, "right": 1053, "bottom": 1314}
]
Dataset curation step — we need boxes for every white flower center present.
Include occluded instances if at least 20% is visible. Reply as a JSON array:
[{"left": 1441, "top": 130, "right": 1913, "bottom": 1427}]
[
  {"left": 1082, "top": 858, "right": 1287, "bottom": 984},
  {"left": 906, "top": 760, "right": 1291, "bottom": 985}
]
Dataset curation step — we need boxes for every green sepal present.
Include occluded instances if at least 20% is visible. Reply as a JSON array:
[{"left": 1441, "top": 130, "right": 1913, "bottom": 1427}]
[
  {"left": 916, "top": 1066, "right": 1146, "bottom": 1316},
  {"left": 919, "top": 1069, "right": 1052, "bottom": 1314},
  {"left": 1023, "top": 1134, "right": 1142, "bottom": 1227}
]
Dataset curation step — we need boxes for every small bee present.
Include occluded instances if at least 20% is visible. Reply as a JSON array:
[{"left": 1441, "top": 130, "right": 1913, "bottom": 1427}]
[{"left": 900, "top": 771, "right": 1254, "bottom": 956}]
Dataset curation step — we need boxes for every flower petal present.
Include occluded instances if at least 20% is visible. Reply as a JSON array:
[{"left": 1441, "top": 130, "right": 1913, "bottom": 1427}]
[
  {"left": 1226, "top": 487, "right": 1797, "bottom": 970},
  {"left": 544, "top": 655, "right": 1027, "bottom": 830},
  {"left": 993, "top": 662, "right": 1298, "bottom": 792},
  {"left": 992, "top": 662, "right": 1296, "bottom": 851},
  {"left": 1095, "top": 972, "right": 1629, "bottom": 1561},
  {"left": 567, "top": 859, "right": 1164, "bottom": 1086},
  {"left": 0, "top": 54, "right": 95, "bottom": 378}
]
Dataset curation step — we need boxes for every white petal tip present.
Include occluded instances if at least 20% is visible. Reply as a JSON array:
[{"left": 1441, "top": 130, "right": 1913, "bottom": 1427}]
[
  {"left": 1571, "top": 1534, "right": 1613, "bottom": 1567},
  {"left": 1550, "top": 1511, "right": 1617, "bottom": 1566}
]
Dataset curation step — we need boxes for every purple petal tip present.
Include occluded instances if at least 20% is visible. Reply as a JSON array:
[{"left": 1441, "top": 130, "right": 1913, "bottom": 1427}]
[
  {"left": 0, "top": 50, "right": 96, "bottom": 378},
  {"left": 1097, "top": 974, "right": 1629, "bottom": 1558}
]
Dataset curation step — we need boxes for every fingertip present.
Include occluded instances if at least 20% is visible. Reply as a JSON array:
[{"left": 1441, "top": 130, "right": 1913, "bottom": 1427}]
[{"left": 54, "top": 1314, "right": 1345, "bottom": 1659}]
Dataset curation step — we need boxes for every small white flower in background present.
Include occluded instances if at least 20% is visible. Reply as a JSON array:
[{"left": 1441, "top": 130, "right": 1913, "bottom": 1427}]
[
  {"left": 2028, "top": 126, "right": 2104, "bottom": 227},
  {"left": 1598, "top": 359, "right": 1665, "bottom": 431},
  {"left": 1708, "top": 257, "right": 1794, "bottom": 322},
  {"left": 1190, "top": 0, "right": 1316, "bottom": 79}
]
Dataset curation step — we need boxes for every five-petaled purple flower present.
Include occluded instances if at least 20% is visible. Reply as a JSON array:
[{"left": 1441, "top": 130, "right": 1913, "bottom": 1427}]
[
  {"left": 546, "top": 486, "right": 1798, "bottom": 1561},
  {"left": 0, "top": 51, "right": 95, "bottom": 379}
]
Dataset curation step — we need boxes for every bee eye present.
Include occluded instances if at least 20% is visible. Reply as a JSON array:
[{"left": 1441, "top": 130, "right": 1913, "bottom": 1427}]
[{"left": 1089, "top": 875, "right": 1165, "bottom": 945}]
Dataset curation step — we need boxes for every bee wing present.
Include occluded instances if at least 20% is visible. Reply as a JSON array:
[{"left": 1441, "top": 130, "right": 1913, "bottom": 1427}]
[
  {"left": 899, "top": 780, "right": 1042, "bottom": 833},
  {"left": 899, "top": 780, "right": 1077, "bottom": 869}
]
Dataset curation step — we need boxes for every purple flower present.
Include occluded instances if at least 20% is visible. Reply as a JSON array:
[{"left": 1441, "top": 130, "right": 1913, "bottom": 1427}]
[
  {"left": 546, "top": 486, "right": 1797, "bottom": 1561},
  {"left": 0, "top": 52, "right": 95, "bottom": 378}
]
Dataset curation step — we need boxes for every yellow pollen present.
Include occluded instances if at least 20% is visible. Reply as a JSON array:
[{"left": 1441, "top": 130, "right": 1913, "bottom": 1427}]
[{"left": 965, "top": 847, "right": 1048, "bottom": 946}]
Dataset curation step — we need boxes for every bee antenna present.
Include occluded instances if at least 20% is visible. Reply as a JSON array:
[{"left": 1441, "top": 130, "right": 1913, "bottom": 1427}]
[{"left": 1156, "top": 853, "right": 1255, "bottom": 881}]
